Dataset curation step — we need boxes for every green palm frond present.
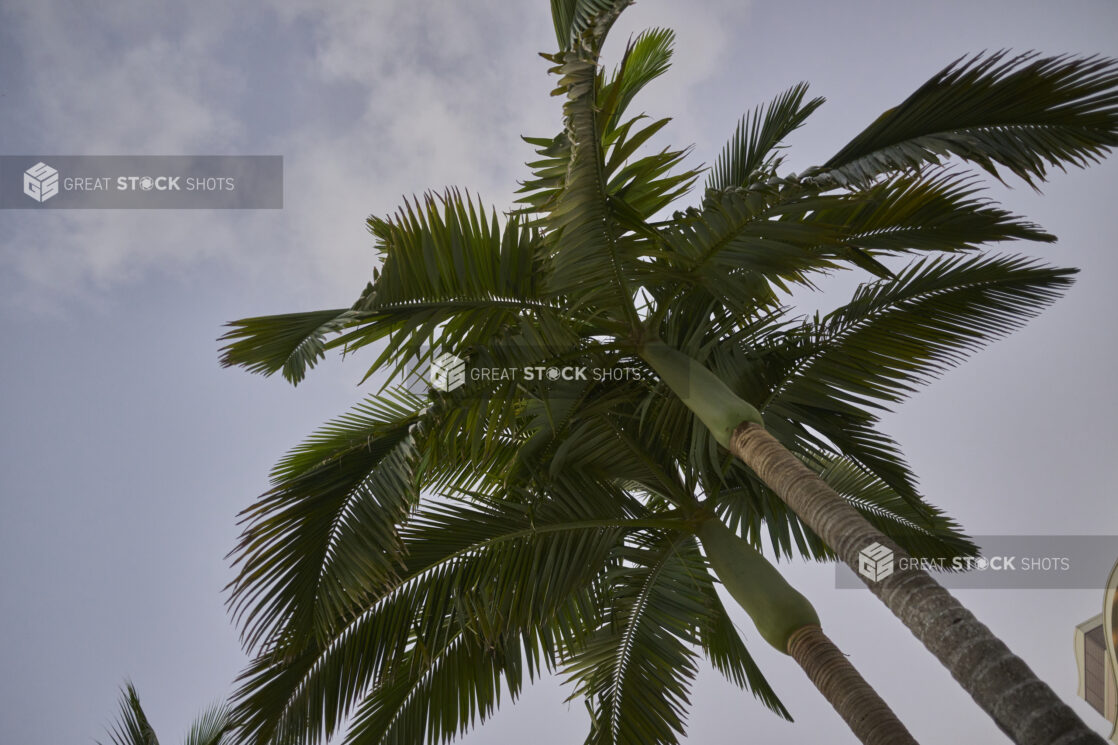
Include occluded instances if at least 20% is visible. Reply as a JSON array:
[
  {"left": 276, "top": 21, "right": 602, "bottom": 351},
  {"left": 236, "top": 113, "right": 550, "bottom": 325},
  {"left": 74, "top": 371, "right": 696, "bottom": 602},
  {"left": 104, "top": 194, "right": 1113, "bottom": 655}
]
[
  {"left": 773, "top": 253, "right": 1076, "bottom": 411},
  {"left": 707, "top": 83, "right": 825, "bottom": 191},
  {"left": 816, "top": 455, "right": 976, "bottom": 561},
  {"left": 101, "top": 683, "right": 161, "bottom": 745},
  {"left": 540, "top": 4, "right": 699, "bottom": 320},
  {"left": 606, "top": 124, "right": 695, "bottom": 221},
  {"left": 521, "top": 26, "right": 694, "bottom": 230},
  {"left": 343, "top": 627, "right": 527, "bottom": 745},
  {"left": 810, "top": 170, "right": 1055, "bottom": 256},
  {"left": 565, "top": 534, "right": 707, "bottom": 745},
  {"left": 518, "top": 116, "right": 693, "bottom": 227},
  {"left": 508, "top": 376, "right": 692, "bottom": 505},
  {"left": 599, "top": 28, "right": 675, "bottom": 138},
  {"left": 183, "top": 701, "right": 234, "bottom": 745},
  {"left": 227, "top": 388, "right": 425, "bottom": 653},
  {"left": 746, "top": 254, "right": 1072, "bottom": 514},
  {"left": 770, "top": 403, "right": 928, "bottom": 514},
  {"left": 542, "top": 43, "right": 643, "bottom": 321},
  {"left": 221, "top": 191, "right": 582, "bottom": 389},
  {"left": 219, "top": 309, "right": 362, "bottom": 385},
  {"left": 101, "top": 684, "right": 232, "bottom": 745},
  {"left": 417, "top": 383, "right": 529, "bottom": 495},
  {"left": 516, "top": 132, "right": 572, "bottom": 216},
  {"left": 814, "top": 51, "right": 1118, "bottom": 187},
  {"left": 658, "top": 186, "right": 846, "bottom": 312},
  {"left": 340, "top": 191, "right": 575, "bottom": 382},
  {"left": 231, "top": 493, "right": 654, "bottom": 745}
]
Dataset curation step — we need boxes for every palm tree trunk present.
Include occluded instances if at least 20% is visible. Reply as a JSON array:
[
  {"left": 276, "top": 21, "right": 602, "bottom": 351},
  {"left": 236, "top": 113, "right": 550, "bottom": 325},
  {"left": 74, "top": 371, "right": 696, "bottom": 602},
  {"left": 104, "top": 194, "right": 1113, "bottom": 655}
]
[
  {"left": 787, "top": 624, "right": 917, "bottom": 745},
  {"left": 641, "top": 338, "right": 1102, "bottom": 743},
  {"left": 697, "top": 519, "right": 918, "bottom": 745},
  {"left": 731, "top": 421, "right": 1105, "bottom": 745}
]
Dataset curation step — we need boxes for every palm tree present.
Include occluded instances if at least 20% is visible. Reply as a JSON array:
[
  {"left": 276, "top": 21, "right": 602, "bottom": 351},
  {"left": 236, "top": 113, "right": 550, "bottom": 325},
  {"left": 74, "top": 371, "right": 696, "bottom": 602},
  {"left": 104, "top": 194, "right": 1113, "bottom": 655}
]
[
  {"left": 219, "top": 1, "right": 1118, "bottom": 742},
  {"left": 223, "top": 367, "right": 972, "bottom": 744},
  {"left": 99, "top": 682, "right": 232, "bottom": 745}
]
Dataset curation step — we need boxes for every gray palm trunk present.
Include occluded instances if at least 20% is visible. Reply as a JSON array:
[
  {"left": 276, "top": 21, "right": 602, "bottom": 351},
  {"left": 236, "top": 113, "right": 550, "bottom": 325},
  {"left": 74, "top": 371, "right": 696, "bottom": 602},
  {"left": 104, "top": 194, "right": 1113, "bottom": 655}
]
[
  {"left": 698, "top": 519, "right": 919, "bottom": 745},
  {"left": 787, "top": 624, "right": 916, "bottom": 745},
  {"left": 731, "top": 422, "right": 1104, "bottom": 745}
]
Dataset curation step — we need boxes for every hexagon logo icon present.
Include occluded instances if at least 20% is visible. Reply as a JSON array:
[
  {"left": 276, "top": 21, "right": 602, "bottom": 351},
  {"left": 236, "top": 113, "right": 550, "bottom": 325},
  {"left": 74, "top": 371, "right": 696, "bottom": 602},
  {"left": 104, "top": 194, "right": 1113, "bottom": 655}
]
[
  {"left": 858, "top": 542, "right": 894, "bottom": 582},
  {"left": 430, "top": 353, "right": 465, "bottom": 392},
  {"left": 24, "top": 162, "right": 60, "bottom": 203}
]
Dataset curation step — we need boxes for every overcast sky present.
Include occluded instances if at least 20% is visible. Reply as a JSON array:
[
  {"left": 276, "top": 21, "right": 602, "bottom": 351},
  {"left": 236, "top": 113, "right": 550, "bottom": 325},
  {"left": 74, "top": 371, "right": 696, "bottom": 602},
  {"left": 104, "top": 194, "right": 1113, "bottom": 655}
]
[{"left": 1, "top": 1, "right": 1117, "bottom": 743}]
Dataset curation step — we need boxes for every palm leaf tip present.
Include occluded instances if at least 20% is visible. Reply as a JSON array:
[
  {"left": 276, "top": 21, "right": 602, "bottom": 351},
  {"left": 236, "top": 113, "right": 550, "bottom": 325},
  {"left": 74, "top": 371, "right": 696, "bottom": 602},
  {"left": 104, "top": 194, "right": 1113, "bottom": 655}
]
[
  {"left": 822, "top": 50, "right": 1118, "bottom": 187},
  {"left": 707, "top": 83, "right": 826, "bottom": 191},
  {"left": 182, "top": 700, "right": 233, "bottom": 745},
  {"left": 599, "top": 27, "right": 675, "bottom": 137},
  {"left": 100, "top": 682, "right": 160, "bottom": 745},
  {"left": 826, "top": 170, "right": 1059, "bottom": 256},
  {"left": 218, "top": 308, "right": 358, "bottom": 385}
]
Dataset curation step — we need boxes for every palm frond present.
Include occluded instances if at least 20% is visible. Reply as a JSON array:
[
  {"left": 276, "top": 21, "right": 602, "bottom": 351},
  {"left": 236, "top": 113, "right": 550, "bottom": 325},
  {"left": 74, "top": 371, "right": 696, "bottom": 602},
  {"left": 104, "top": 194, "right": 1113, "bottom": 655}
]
[
  {"left": 219, "top": 309, "right": 361, "bottom": 385},
  {"left": 775, "top": 254, "right": 1076, "bottom": 411},
  {"left": 183, "top": 701, "right": 234, "bottom": 745},
  {"left": 520, "top": 27, "right": 694, "bottom": 226},
  {"left": 657, "top": 187, "right": 846, "bottom": 315},
  {"left": 542, "top": 43, "right": 643, "bottom": 322},
  {"left": 815, "top": 51, "right": 1118, "bottom": 187},
  {"left": 343, "top": 628, "right": 527, "bottom": 745},
  {"left": 516, "top": 132, "right": 572, "bottom": 217},
  {"left": 707, "top": 83, "right": 825, "bottom": 191},
  {"left": 816, "top": 455, "right": 977, "bottom": 561},
  {"left": 227, "top": 388, "right": 426, "bottom": 653},
  {"left": 231, "top": 494, "right": 650, "bottom": 745},
  {"left": 746, "top": 254, "right": 1071, "bottom": 515},
  {"left": 809, "top": 170, "right": 1055, "bottom": 256},
  {"left": 100, "top": 683, "right": 160, "bottom": 745},
  {"left": 336, "top": 191, "right": 579, "bottom": 384},
  {"left": 599, "top": 28, "right": 675, "bottom": 137},
  {"left": 770, "top": 404, "right": 929, "bottom": 516},
  {"left": 564, "top": 534, "right": 707, "bottom": 745}
]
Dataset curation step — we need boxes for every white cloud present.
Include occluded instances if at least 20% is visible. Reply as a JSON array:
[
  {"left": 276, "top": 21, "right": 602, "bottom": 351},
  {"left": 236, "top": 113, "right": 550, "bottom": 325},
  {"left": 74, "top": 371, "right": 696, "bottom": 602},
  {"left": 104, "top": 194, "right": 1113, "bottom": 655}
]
[
  {"left": 2, "top": 0, "right": 758, "bottom": 306},
  {"left": 11, "top": 0, "right": 243, "bottom": 153},
  {"left": 2, "top": 0, "right": 563, "bottom": 304}
]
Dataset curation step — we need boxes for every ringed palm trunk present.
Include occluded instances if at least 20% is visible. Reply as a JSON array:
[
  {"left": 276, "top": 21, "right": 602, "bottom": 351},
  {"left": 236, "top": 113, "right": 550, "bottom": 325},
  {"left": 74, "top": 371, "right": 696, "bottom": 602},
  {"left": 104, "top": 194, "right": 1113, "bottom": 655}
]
[
  {"left": 697, "top": 519, "right": 919, "bottom": 745},
  {"left": 730, "top": 423, "right": 1103, "bottom": 745},
  {"left": 643, "top": 339, "right": 1105, "bottom": 745}
]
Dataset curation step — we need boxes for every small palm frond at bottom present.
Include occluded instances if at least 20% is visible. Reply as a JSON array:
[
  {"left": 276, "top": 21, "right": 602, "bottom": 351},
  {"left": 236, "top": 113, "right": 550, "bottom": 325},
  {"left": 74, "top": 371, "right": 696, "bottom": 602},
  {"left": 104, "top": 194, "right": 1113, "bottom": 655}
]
[
  {"left": 100, "top": 683, "right": 232, "bottom": 745},
  {"left": 100, "top": 683, "right": 161, "bottom": 745},
  {"left": 183, "top": 701, "right": 234, "bottom": 745}
]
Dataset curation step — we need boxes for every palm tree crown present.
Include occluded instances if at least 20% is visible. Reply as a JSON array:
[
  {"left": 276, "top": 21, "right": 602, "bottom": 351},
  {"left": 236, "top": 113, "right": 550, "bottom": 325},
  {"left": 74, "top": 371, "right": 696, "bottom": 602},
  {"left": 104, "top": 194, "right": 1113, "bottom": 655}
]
[{"left": 219, "top": 1, "right": 1118, "bottom": 743}]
